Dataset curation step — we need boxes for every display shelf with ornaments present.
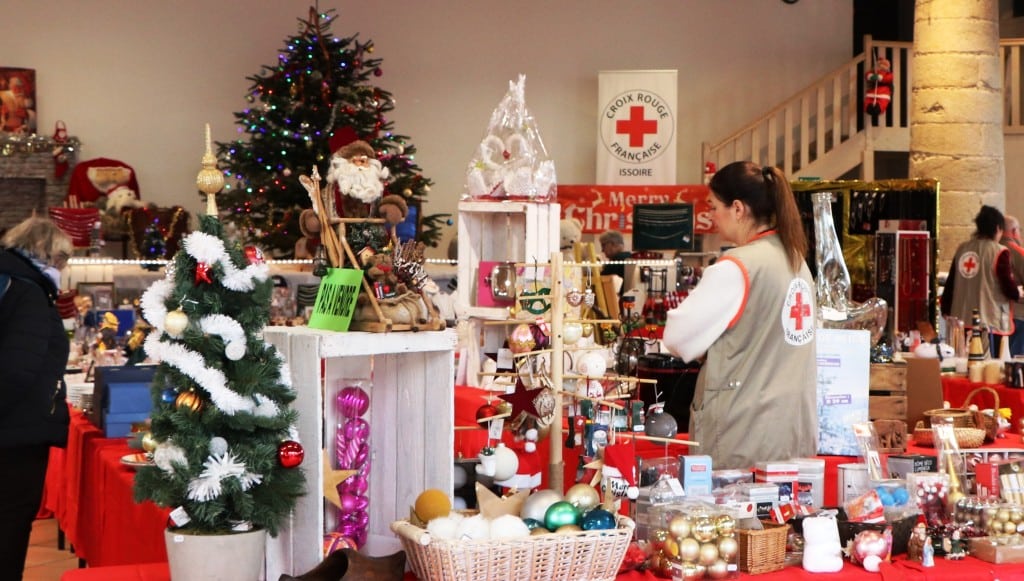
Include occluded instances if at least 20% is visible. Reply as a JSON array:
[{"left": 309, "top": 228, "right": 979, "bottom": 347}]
[
  {"left": 473, "top": 252, "right": 696, "bottom": 496},
  {"left": 456, "top": 200, "right": 561, "bottom": 386},
  {"left": 262, "top": 325, "right": 456, "bottom": 575}
]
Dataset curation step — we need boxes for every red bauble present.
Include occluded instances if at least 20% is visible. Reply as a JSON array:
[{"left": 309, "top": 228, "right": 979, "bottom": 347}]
[
  {"left": 476, "top": 403, "right": 499, "bottom": 423},
  {"left": 278, "top": 440, "right": 305, "bottom": 468},
  {"left": 244, "top": 246, "right": 265, "bottom": 265}
]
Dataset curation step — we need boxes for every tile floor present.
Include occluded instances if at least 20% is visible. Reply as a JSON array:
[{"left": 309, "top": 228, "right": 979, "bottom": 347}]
[{"left": 23, "top": 518, "right": 79, "bottom": 581}]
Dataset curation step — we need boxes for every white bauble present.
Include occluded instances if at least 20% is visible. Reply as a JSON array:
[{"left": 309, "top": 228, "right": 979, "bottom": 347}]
[
  {"left": 576, "top": 351, "right": 607, "bottom": 377},
  {"left": 492, "top": 443, "right": 519, "bottom": 481},
  {"left": 164, "top": 309, "right": 188, "bottom": 338}
]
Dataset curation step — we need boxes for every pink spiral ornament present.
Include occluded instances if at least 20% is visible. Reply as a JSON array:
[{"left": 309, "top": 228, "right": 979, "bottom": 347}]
[
  {"left": 337, "top": 386, "right": 370, "bottom": 418},
  {"left": 334, "top": 384, "right": 371, "bottom": 547}
]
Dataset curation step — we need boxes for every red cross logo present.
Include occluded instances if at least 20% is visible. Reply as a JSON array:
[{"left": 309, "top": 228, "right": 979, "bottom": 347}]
[
  {"left": 616, "top": 106, "right": 658, "bottom": 148},
  {"left": 963, "top": 256, "right": 977, "bottom": 275},
  {"left": 789, "top": 291, "right": 810, "bottom": 330}
]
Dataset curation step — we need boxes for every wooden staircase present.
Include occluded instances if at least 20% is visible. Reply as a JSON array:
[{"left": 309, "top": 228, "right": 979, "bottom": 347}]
[{"left": 702, "top": 35, "right": 1024, "bottom": 181}]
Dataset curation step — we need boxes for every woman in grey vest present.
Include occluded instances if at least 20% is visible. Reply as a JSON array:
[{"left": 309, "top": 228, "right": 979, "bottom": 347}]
[{"left": 662, "top": 161, "right": 817, "bottom": 470}]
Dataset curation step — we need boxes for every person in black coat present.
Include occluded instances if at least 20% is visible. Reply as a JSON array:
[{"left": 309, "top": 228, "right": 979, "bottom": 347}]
[{"left": 0, "top": 216, "right": 73, "bottom": 580}]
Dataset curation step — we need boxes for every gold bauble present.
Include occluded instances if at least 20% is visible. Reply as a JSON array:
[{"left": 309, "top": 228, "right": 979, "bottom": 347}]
[
  {"left": 564, "top": 483, "right": 600, "bottom": 512},
  {"left": 663, "top": 535, "right": 680, "bottom": 558},
  {"left": 141, "top": 431, "right": 158, "bottom": 453},
  {"left": 164, "top": 308, "right": 189, "bottom": 338},
  {"left": 698, "top": 542, "right": 719, "bottom": 566},
  {"left": 717, "top": 536, "right": 739, "bottom": 560},
  {"left": 413, "top": 488, "right": 452, "bottom": 523},
  {"left": 679, "top": 562, "right": 704, "bottom": 580},
  {"left": 581, "top": 323, "right": 594, "bottom": 338},
  {"left": 715, "top": 514, "right": 737, "bottom": 537},
  {"left": 678, "top": 537, "right": 701, "bottom": 562},
  {"left": 668, "top": 515, "right": 693, "bottom": 539},
  {"left": 556, "top": 524, "right": 582, "bottom": 534},
  {"left": 707, "top": 559, "right": 730, "bottom": 580},
  {"left": 175, "top": 389, "right": 203, "bottom": 413},
  {"left": 649, "top": 528, "right": 669, "bottom": 552},
  {"left": 692, "top": 516, "right": 717, "bottom": 543}
]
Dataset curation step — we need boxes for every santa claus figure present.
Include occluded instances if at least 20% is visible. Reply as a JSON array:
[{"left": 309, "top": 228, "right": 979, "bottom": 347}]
[
  {"left": 325, "top": 140, "right": 389, "bottom": 219},
  {"left": 864, "top": 57, "right": 894, "bottom": 125},
  {"left": 323, "top": 140, "right": 407, "bottom": 260}
]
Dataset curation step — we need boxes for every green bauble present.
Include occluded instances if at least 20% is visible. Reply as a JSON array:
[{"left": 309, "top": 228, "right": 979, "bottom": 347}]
[{"left": 543, "top": 501, "right": 581, "bottom": 531}]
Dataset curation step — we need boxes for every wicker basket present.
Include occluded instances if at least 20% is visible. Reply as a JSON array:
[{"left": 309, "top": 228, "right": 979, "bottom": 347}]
[
  {"left": 390, "top": 516, "right": 635, "bottom": 581},
  {"left": 922, "top": 407, "right": 971, "bottom": 428},
  {"left": 912, "top": 421, "right": 986, "bottom": 448},
  {"left": 736, "top": 521, "right": 788, "bottom": 575},
  {"left": 962, "top": 386, "right": 1001, "bottom": 442}
]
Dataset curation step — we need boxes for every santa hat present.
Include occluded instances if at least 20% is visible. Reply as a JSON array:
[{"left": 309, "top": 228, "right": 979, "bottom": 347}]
[{"left": 602, "top": 443, "right": 639, "bottom": 500}]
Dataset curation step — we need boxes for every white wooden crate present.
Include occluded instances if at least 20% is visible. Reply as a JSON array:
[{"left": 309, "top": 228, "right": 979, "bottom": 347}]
[
  {"left": 263, "top": 327, "right": 456, "bottom": 578},
  {"left": 456, "top": 200, "right": 560, "bottom": 319}
]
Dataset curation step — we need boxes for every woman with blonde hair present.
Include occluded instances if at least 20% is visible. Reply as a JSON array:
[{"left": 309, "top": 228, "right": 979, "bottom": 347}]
[{"left": 0, "top": 215, "right": 73, "bottom": 580}]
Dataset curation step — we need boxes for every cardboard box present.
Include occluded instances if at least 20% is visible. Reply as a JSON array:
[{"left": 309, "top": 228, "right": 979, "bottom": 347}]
[
  {"left": 87, "top": 365, "right": 156, "bottom": 433},
  {"left": 103, "top": 412, "right": 149, "bottom": 438},
  {"left": 969, "top": 537, "right": 1024, "bottom": 564},
  {"left": 680, "top": 455, "right": 713, "bottom": 497},
  {"left": 816, "top": 329, "right": 871, "bottom": 455},
  {"left": 886, "top": 454, "right": 938, "bottom": 480}
]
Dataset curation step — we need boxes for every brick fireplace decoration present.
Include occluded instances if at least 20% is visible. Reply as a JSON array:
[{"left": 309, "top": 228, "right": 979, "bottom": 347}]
[{"left": 0, "top": 145, "right": 77, "bottom": 235}]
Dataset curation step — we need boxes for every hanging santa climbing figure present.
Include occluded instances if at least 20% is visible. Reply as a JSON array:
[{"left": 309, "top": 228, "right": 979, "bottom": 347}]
[{"left": 864, "top": 54, "right": 894, "bottom": 126}]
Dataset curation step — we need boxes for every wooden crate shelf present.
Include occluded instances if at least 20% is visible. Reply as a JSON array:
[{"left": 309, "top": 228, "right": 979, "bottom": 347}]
[{"left": 262, "top": 326, "right": 456, "bottom": 578}]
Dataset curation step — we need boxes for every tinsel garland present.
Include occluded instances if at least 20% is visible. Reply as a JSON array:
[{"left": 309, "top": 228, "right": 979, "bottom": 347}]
[
  {"left": 140, "top": 231, "right": 281, "bottom": 416},
  {"left": 0, "top": 132, "right": 80, "bottom": 156}
]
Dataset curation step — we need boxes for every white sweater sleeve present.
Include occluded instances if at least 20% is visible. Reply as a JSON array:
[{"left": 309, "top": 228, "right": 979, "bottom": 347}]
[{"left": 662, "top": 258, "right": 747, "bottom": 362}]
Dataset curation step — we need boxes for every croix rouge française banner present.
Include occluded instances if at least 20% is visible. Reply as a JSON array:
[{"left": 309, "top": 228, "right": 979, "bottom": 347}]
[{"left": 597, "top": 70, "right": 677, "bottom": 185}]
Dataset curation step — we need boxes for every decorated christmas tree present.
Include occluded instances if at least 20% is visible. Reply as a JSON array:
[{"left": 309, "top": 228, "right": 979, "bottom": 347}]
[
  {"left": 133, "top": 128, "right": 305, "bottom": 536},
  {"left": 216, "top": 6, "right": 448, "bottom": 257}
]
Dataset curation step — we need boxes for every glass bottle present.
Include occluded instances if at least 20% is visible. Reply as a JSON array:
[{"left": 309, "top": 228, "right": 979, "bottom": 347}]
[{"left": 967, "top": 308, "right": 987, "bottom": 374}]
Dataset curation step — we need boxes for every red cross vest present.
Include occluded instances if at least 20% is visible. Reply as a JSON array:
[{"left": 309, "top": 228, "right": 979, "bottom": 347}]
[
  {"left": 690, "top": 233, "right": 818, "bottom": 470},
  {"left": 949, "top": 237, "right": 1013, "bottom": 334}
]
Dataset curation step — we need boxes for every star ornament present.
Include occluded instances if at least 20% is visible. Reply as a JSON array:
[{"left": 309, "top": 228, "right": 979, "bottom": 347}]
[
  {"left": 194, "top": 262, "right": 213, "bottom": 285},
  {"left": 322, "top": 450, "right": 357, "bottom": 510},
  {"left": 498, "top": 377, "right": 541, "bottom": 422}
]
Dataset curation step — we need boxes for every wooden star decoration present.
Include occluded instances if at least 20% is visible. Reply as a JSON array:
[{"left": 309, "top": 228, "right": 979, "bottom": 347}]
[
  {"left": 322, "top": 450, "right": 357, "bottom": 510},
  {"left": 498, "top": 377, "right": 541, "bottom": 422}
]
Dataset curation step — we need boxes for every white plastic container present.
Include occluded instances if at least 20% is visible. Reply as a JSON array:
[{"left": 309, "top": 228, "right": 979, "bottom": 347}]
[
  {"left": 837, "top": 463, "right": 870, "bottom": 505},
  {"left": 792, "top": 457, "right": 826, "bottom": 508}
]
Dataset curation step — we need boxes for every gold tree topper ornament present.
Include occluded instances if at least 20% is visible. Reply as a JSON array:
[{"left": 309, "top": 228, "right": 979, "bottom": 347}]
[{"left": 196, "top": 123, "right": 225, "bottom": 216}]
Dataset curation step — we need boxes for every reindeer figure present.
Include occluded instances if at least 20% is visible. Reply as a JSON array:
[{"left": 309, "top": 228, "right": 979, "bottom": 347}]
[{"left": 391, "top": 240, "right": 444, "bottom": 328}]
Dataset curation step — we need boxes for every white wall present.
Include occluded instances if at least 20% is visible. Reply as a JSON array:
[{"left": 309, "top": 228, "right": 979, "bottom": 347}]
[{"left": 4, "top": 0, "right": 852, "bottom": 256}]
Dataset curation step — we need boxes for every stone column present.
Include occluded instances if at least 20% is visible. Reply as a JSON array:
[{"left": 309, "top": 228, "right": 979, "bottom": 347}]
[{"left": 910, "top": 0, "right": 1003, "bottom": 267}]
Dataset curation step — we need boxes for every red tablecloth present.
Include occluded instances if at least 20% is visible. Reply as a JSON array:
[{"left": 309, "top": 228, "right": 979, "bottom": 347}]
[
  {"left": 942, "top": 375, "right": 1024, "bottom": 423},
  {"left": 46, "top": 408, "right": 169, "bottom": 567},
  {"left": 62, "top": 555, "right": 1024, "bottom": 581}
]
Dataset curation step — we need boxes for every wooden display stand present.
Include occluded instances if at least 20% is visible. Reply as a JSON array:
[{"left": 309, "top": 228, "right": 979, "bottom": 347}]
[
  {"left": 262, "top": 326, "right": 456, "bottom": 577},
  {"left": 456, "top": 200, "right": 560, "bottom": 386},
  {"left": 477, "top": 252, "right": 694, "bottom": 494}
]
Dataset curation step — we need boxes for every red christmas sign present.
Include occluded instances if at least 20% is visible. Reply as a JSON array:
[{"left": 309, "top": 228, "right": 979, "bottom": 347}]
[{"left": 556, "top": 184, "right": 716, "bottom": 235}]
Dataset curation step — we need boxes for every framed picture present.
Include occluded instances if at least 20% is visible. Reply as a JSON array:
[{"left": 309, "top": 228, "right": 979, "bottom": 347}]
[
  {"left": 0, "top": 67, "right": 36, "bottom": 135},
  {"left": 77, "top": 282, "right": 115, "bottom": 311}
]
